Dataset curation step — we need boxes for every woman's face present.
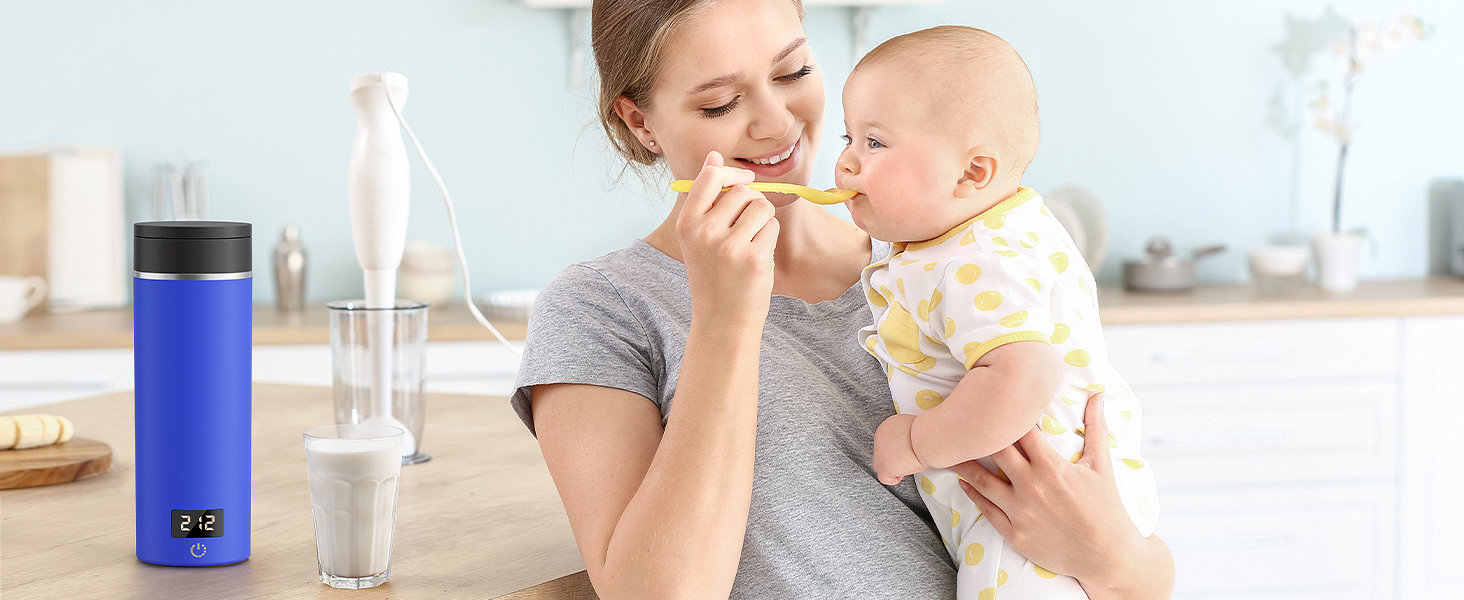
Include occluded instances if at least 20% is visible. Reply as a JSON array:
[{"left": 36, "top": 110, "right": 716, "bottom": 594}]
[{"left": 638, "top": 0, "right": 824, "bottom": 206}]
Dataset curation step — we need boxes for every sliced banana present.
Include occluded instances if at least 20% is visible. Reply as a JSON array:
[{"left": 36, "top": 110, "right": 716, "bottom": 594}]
[
  {"left": 4, "top": 414, "right": 76, "bottom": 450},
  {"left": 39, "top": 414, "right": 60, "bottom": 446},
  {"left": 0, "top": 416, "right": 16, "bottom": 450},
  {"left": 14, "top": 415, "right": 46, "bottom": 449}
]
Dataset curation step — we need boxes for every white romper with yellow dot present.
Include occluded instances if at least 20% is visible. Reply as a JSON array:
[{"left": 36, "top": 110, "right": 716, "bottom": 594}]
[{"left": 860, "top": 187, "right": 1160, "bottom": 599}]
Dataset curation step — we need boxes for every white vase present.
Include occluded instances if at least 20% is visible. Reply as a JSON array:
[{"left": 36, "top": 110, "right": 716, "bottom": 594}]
[{"left": 1310, "top": 232, "right": 1364, "bottom": 293}]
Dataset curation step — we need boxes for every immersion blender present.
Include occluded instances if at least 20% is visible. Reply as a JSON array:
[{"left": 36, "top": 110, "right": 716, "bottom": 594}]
[{"left": 347, "top": 71, "right": 416, "bottom": 457}]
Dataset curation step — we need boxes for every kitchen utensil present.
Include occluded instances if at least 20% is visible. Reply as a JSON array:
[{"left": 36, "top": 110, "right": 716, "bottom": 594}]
[
  {"left": 1043, "top": 185, "right": 1109, "bottom": 274},
  {"left": 348, "top": 71, "right": 418, "bottom": 454},
  {"left": 329, "top": 300, "right": 429, "bottom": 464},
  {"left": 0, "top": 437, "right": 111, "bottom": 490},
  {"left": 304, "top": 424, "right": 404, "bottom": 589},
  {"left": 133, "top": 221, "right": 252, "bottom": 567},
  {"left": 668, "top": 179, "right": 857, "bottom": 205},
  {"left": 0, "top": 276, "right": 46, "bottom": 323},
  {"left": 273, "top": 225, "right": 307, "bottom": 312},
  {"left": 1123, "top": 236, "right": 1225, "bottom": 293}
]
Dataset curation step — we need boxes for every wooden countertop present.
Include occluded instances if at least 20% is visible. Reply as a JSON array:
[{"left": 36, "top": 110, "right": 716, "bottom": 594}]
[
  {"left": 1095, "top": 276, "right": 1464, "bottom": 325},
  {"left": 0, "top": 304, "right": 528, "bottom": 351},
  {"left": 0, "top": 384, "right": 597, "bottom": 600},
  {"left": 4, "top": 278, "right": 1464, "bottom": 351}
]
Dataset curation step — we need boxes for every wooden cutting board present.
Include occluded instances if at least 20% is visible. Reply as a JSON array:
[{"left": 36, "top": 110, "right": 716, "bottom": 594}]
[{"left": 0, "top": 437, "right": 111, "bottom": 490}]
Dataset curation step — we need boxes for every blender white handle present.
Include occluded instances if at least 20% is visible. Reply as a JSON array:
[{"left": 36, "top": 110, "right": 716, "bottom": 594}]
[{"left": 348, "top": 70, "right": 411, "bottom": 303}]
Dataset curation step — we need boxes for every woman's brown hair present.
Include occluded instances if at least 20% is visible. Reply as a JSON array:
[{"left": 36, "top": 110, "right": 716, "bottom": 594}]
[{"left": 592, "top": 0, "right": 805, "bottom": 167}]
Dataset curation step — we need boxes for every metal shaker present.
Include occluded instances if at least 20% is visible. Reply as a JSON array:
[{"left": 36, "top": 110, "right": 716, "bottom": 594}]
[{"left": 273, "top": 225, "right": 306, "bottom": 312}]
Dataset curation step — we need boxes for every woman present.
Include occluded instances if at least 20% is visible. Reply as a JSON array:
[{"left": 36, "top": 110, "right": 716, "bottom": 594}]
[{"left": 510, "top": 1, "right": 1176, "bottom": 598}]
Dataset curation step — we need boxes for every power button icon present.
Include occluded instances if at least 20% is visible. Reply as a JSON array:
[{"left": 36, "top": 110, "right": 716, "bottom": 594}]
[{"left": 190, "top": 543, "right": 207, "bottom": 558}]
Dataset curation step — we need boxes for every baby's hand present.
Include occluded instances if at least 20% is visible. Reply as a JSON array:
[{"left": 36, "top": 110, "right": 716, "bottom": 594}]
[{"left": 873, "top": 414, "right": 926, "bottom": 486}]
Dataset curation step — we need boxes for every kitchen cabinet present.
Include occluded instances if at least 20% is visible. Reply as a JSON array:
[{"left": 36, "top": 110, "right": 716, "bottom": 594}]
[
  {"left": 1399, "top": 316, "right": 1464, "bottom": 599},
  {"left": 1107, "top": 314, "right": 1461, "bottom": 599}
]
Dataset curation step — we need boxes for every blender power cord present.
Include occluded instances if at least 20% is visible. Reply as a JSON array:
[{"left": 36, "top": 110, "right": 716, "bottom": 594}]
[{"left": 382, "top": 87, "right": 523, "bottom": 357}]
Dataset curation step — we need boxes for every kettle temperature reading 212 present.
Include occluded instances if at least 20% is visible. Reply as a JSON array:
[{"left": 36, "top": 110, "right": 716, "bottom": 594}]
[{"left": 171, "top": 509, "right": 224, "bottom": 538}]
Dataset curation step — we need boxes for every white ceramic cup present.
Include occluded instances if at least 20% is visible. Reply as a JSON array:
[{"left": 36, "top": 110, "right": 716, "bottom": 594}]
[{"left": 0, "top": 276, "right": 46, "bottom": 323}]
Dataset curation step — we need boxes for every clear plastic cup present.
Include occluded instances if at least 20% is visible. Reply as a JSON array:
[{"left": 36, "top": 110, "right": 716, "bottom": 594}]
[
  {"left": 328, "top": 300, "right": 430, "bottom": 464},
  {"left": 303, "top": 424, "right": 404, "bottom": 589}
]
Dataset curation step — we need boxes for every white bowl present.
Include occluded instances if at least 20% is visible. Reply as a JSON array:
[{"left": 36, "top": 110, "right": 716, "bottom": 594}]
[{"left": 1249, "top": 245, "right": 1310, "bottom": 277}]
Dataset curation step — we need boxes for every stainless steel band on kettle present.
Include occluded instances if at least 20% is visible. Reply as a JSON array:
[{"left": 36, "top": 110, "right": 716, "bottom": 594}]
[{"left": 133, "top": 271, "right": 253, "bottom": 281}]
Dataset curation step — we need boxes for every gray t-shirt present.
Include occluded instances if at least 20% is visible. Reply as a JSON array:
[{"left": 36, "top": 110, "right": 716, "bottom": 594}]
[{"left": 511, "top": 239, "right": 957, "bottom": 599}]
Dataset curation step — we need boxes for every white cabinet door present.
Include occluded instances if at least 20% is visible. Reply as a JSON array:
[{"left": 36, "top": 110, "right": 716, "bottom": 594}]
[
  {"left": 1158, "top": 482, "right": 1395, "bottom": 600},
  {"left": 1399, "top": 315, "right": 1464, "bottom": 599}
]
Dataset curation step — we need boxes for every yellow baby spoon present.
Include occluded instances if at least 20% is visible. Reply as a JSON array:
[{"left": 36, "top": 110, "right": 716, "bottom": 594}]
[{"left": 669, "top": 179, "right": 857, "bottom": 205}]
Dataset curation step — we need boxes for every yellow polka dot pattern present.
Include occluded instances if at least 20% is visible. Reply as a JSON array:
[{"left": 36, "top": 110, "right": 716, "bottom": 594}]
[
  {"left": 1064, "top": 349, "right": 1091, "bottom": 367},
  {"left": 915, "top": 389, "right": 944, "bottom": 410},
  {"left": 1050, "top": 323, "right": 1070, "bottom": 344},
  {"left": 1049, "top": 252, "right": 1069, "bottom": 274},
  {"left": 978, "top": 589, "right": 997, "bottom": 600},
  {"left": 999, "top": 310, "right": 1028, "bottom": 328},
  {"left": 920, "top": 474, "right": 935, "bottom": 494},
  {"left": 1024, "top": 278, "right": 1041, "bottom": 292},
  {"left": 983, "top": 214, "right": 1006, "bottom": 229},
  {"left": 955, "top": 263, "right": 982, "bottom": 284},
  {"left": 1035, "top": 564, "right": 1058, "bottom": 579},
  {"left": 917, "top": 289, "right": 942, "bottom": 322},
  {"left": 944, "top": 318, "right": 957, "bottom": 339},
  {"left": 996, "top": 250, "right": 1020, "bottom": 258},
  {"left": 1040, "top": 414, "right": 1067, "bottom": 435},
  {"left": 965, "top": 542, "right": 984, "bottom": 566},
  {"left": 867, "top": 288, "right": 887, "bottom": 307},
  {"left": 951, "top": 508, "right": 961, "bottom": 527},
  {"left": 973, "top": 291, "right": 1003, "bottom": 311},
  {"left": 1123, "top": 458, "right": 1146, "bottom": 470},
  {"left": 997, "top": 569, "right": 1008, "bottom": 586}
]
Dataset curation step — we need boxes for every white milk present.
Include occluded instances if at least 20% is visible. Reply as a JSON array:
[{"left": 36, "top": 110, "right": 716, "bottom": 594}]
[{"left": 305, "top": 437, "right": 402, "bottom": 579}]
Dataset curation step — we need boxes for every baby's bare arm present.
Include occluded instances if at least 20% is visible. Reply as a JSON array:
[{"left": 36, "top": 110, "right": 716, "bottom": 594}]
[{"left": 909, "top": 341, "right": 1059, "bottom": 469}]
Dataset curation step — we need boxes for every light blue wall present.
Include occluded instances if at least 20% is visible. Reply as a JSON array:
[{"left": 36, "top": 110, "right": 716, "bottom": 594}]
[{"left": 2, "top": 0, "right": 1460, "bottom": 303}]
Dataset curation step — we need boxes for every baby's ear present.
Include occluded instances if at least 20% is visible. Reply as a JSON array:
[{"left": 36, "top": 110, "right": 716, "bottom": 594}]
[{"left": 955, "top": 146, "right": 1000, "bottom": 198}]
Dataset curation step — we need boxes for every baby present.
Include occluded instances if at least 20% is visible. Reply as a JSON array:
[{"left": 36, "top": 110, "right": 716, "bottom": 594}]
[{"left": 836, "top": 26, "right": 1159, "bottom": 598}]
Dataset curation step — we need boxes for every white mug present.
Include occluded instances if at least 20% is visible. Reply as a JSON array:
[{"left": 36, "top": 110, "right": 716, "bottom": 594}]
[{"left": 0, "top": 276, "right": 47, "bottom": 323}]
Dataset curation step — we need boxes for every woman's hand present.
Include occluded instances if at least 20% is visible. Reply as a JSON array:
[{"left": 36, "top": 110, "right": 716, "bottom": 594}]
[
  {"left": 950, "top": 394, "right": 1174, "bottom": 600},
  {"left": 677, "top": 151, "right": 780, "bottom": 329}
]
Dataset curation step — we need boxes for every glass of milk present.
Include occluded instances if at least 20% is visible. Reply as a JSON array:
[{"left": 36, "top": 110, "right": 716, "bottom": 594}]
[{"left": 303, "top": 424, "right": 404, "bottom": 589}]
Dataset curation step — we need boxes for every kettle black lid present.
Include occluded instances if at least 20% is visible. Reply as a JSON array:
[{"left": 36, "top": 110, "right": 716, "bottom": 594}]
[
  {"left": 135, "top": 221, "right": 251, "bottom": 240},
  {"left": 134, "top": 221, "right": 252, "bottom": 276}
]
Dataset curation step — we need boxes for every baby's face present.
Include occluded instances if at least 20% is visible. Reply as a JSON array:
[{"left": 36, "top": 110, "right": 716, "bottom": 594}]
[{"left": 835, "top": 65, "right": 974, "bottom": 243}]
